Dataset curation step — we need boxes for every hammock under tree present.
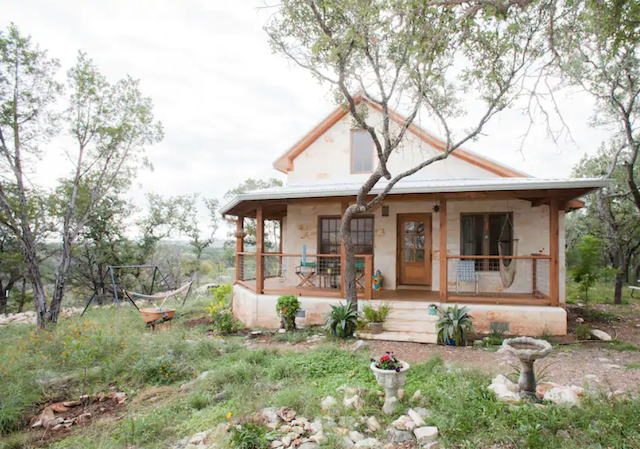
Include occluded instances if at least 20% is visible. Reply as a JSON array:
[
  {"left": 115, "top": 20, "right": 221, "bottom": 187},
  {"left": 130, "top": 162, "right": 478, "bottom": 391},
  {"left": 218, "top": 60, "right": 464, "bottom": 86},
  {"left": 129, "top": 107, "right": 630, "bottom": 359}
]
[{"left": 498, "top": 215, "right": 518, "bottom": 289}]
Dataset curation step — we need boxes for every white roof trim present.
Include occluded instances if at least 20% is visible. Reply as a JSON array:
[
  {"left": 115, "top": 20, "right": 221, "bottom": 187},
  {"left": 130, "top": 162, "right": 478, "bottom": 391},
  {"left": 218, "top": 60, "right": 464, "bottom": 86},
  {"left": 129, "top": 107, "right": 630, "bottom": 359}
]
[{"left": 220, "top": 178, "right": 608, "bottom": 215}]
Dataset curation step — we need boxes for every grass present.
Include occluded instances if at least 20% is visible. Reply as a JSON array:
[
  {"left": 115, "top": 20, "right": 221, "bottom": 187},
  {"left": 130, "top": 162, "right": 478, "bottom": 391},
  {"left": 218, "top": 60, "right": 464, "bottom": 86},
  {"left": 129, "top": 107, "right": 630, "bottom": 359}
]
[
  {"left": 566, "top": 280, "right": 634, "bottom": 305},
  {"left": 3, "top": 289, "right": 640, "bottom": 448}
]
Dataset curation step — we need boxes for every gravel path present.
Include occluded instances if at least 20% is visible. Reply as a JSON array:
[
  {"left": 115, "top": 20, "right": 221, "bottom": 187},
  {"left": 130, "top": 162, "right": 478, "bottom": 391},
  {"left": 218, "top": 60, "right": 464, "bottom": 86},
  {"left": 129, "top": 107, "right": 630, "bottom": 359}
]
[{"left": 366, "top": 340, "right": 640, "bottom": 393}]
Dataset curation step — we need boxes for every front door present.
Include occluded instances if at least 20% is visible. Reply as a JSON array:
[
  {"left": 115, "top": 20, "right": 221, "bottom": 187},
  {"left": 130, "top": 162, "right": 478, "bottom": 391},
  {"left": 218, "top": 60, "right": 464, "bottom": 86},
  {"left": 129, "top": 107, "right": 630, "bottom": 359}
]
[{"left": 398, "top": 213, "right": 432, "bottom": 286}]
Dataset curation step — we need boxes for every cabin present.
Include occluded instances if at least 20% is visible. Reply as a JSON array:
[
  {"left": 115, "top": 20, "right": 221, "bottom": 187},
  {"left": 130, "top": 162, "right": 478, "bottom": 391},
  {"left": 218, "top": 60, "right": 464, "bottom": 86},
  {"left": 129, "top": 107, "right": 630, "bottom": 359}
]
[{"left": 220, "top": 96, "right": 607, "bottom": 343}]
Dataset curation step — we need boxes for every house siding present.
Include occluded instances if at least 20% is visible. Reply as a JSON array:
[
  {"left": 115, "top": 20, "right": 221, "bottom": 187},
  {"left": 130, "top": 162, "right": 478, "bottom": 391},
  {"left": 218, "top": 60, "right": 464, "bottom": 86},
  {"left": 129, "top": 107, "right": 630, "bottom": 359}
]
[
  {"left": 282, "top": 200, "right": 565, "bottom": 304},
  {"left": 287, "top": 105, "right": 502, "bottom": 186}
]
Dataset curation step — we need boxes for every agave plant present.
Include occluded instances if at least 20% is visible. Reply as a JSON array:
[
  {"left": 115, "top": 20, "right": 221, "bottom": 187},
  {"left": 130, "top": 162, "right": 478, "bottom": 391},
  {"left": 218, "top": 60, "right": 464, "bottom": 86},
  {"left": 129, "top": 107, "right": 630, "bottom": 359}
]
[
  {"left": 436, "top": 305, "right": 474, "bottom": 346},
  {"left": 324, "top": 301, "right": 359, "bottom": 338}
]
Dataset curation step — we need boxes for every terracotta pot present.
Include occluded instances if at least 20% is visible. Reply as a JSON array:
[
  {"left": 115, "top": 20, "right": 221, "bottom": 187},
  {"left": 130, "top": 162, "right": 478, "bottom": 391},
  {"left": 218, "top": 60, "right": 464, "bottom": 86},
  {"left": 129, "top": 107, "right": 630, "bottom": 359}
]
[
  {"left": 139, "top": 307, "right": 175, "bottom": 324},
  {"left": 370, "top": 322, "right": 384, "bottom": 334}
]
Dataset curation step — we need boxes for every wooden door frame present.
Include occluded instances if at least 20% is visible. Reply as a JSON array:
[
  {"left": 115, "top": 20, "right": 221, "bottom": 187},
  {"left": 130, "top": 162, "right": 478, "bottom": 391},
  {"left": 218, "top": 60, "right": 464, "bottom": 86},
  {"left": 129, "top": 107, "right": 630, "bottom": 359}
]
[{"left": 396, "top": 213, "right": 432, "bottom": 287}]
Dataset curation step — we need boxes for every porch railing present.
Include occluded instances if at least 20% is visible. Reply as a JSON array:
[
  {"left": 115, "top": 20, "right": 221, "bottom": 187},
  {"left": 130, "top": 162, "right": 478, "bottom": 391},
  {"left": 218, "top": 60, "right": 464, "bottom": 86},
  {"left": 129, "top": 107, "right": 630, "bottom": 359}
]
[
  {"left": 235, "top": 252, "right": 373, "bottom": 299},
  {"left": 445, "top": 254, "right": 551, "bottom": 304}
]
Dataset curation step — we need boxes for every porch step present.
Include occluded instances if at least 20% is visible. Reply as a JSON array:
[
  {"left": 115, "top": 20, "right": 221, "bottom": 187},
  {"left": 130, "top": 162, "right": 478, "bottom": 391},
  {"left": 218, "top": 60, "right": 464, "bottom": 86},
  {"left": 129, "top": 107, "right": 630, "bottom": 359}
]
[
  {"left": 356, "top": 330, "right": 438, "bottom": 344},
  {"left": 359, "top": 300, "right": 440, "bottom": 336}
]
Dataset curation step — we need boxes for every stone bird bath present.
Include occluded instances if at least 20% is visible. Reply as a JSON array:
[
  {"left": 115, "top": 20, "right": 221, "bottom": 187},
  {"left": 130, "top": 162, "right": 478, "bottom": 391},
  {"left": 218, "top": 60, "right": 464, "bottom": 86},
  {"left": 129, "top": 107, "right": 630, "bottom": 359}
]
[{"left": 499, "top": 337, "right": 552, "bottom": 400}]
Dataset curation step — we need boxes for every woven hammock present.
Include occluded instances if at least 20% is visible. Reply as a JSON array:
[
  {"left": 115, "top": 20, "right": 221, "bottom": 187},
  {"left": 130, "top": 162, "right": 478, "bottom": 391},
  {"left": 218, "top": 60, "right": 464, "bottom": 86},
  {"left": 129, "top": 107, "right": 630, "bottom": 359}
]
[
  {"left": 498, "top": 241, "right": 518, "bottom": 288},
  {"left": 125, "top": 282, "right": 192, "bottom": 311}
]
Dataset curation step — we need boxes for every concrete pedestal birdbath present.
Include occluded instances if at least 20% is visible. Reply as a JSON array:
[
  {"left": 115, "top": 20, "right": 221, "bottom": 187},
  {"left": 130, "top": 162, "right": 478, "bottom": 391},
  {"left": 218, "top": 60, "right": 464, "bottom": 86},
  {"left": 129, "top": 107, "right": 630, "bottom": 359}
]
[
  {"left": 499, "top": 337, "right": 552, "bottom": 400},
  {"left": 370, "top": 361, "right": 410, "bottom": 414}
]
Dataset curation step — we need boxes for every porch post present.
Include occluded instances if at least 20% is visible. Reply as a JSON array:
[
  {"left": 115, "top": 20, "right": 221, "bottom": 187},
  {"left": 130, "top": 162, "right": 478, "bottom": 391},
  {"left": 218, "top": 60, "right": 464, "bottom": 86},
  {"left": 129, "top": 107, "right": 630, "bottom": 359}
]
[
  {"left": 549, "top": 197, "right": 559, "bottom": 306},
  {"left": 235, "top": 216, "right": 244, "bottom": 282},
  {"left": 256, "top": 207, "right": 264, "bottom": 294},
  {"left": 439, "top": 199, "right": 448, "bottom": 301},
  {"left": 341, "top": 200, "right": 348, "bottom": 296}
]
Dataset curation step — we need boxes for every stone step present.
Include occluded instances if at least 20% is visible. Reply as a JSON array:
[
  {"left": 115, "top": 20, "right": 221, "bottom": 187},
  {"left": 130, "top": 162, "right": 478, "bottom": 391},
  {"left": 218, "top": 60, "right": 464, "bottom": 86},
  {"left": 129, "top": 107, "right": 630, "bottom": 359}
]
[
  {"left": 356, "top": 330, "right": 438, "bottom": 344},
  {"left": 383, "top": 320, "right": 438, "bottom": 333}
]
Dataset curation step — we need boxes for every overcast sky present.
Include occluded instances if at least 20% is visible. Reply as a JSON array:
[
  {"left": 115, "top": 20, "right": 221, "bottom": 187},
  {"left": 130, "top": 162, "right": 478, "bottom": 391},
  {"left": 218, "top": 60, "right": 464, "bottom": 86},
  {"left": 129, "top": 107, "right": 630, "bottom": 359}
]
[{"left": 3, "top": 0, "right": 612, "bottom": 236}]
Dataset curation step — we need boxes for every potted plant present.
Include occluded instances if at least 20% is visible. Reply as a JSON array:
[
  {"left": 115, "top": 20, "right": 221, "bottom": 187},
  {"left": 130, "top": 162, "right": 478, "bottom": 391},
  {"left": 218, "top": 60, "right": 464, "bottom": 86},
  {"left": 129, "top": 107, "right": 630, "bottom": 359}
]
[
  {"left": 436, "top": 304, "right": 474, "bottom": 346},
  {"left": 370, "top": 351, "right": 410, "bottom": 414},
  {"left": 276, "top": 295, "right": 301, "bottom": 331},
  {"left": 362, "top": 302, "right": 392, "bottom": 334},
  {"left": 324, "top": 301, "right": 358, "bottom": 338}
]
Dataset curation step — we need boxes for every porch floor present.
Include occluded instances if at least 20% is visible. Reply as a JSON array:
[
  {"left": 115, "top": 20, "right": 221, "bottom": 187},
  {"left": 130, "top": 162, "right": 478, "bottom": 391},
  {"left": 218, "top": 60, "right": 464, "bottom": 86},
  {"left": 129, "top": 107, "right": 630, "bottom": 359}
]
[{"left": 237, "top": 280, "right": 551, "bottom": 306}]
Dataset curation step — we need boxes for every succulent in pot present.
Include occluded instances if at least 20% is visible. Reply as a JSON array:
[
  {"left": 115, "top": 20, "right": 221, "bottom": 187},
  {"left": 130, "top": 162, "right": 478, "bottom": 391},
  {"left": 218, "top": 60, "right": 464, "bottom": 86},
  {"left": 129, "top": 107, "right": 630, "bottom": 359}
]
[
  {"left": 276, "top": 295, "right": 302, "bottom": 331},
  {"left": 436, "top": 304, "right": 474, "bottom": 346},
  {"left": 324, "top": 301, "right": 358, "bottom": 338}
]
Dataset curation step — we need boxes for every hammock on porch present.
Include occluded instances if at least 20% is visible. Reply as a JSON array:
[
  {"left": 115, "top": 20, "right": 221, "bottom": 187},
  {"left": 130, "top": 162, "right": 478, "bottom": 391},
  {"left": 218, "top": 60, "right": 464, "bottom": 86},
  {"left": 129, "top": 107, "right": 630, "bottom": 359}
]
[{"left": 498, "top": 216, "right": 518, "bottom": 289}]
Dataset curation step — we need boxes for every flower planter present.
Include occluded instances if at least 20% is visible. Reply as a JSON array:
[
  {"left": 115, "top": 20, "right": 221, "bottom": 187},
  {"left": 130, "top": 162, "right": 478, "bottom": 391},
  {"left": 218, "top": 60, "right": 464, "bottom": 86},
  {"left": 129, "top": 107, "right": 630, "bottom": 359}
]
[
  {"left": 370, "top": 361, "right": 410, "bottom": 414},
  {"left": 370, "top": 322, "right": 383, "bottom": 334}
]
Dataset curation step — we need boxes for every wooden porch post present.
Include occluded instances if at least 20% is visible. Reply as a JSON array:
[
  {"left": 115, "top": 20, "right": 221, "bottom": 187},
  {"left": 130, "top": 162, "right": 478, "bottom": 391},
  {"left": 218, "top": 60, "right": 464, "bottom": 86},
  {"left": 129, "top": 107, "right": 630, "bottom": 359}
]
[
  {"left": 256, "top": 207, "right": 264, "bottom": 294},
  {"left": 549, "top": 197, "right": 559, "bottom": 306},
  {"left": 235, "top": 216, "right": 244, "bottom": 282},
  {"left": 341, "top": 201, "right": 348, "bottom": 296},
  {"left": 364, "top": 255, "right": 373, "bottom": 300},
  {"left": 439, "top": 199, "right": 448, "bottom": 301}
]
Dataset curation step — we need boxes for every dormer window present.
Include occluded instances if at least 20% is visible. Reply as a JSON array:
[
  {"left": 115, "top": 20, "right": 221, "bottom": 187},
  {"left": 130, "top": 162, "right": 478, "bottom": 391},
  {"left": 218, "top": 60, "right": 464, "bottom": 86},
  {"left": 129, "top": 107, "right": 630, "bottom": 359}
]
[{"left": 351, "top": 130, "right": 374, "bottom": 173}]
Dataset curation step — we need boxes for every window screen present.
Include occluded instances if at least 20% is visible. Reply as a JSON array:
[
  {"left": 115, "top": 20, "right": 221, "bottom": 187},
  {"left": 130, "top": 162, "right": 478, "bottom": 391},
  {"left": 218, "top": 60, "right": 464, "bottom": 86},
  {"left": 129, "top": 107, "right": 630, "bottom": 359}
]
[
  {"left": 351, "top": 131, "right": 373, "bottom": 173},
  {"left": 319, "top": 216, "right": 374, "bottom": 255},
  {"left": 460, "top": 213, "right": 512, "bottom": 271}
]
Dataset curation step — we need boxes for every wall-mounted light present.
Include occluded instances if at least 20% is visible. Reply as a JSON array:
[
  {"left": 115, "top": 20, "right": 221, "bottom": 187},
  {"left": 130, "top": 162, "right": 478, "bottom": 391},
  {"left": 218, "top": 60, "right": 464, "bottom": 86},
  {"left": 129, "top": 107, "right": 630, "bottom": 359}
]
[{"left": 382, "top": 205, "right": 389, "bottom": 217}]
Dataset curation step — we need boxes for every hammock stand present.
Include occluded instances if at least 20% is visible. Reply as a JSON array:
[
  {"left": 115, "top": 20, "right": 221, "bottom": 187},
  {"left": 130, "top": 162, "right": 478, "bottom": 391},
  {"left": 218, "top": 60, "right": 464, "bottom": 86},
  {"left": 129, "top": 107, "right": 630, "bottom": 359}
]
[
  {"left": 498, "top": 216, "right": 518, "bottom": 289},
  {"left": 125, "top": 282, "right": 193, "bottom": 329}
]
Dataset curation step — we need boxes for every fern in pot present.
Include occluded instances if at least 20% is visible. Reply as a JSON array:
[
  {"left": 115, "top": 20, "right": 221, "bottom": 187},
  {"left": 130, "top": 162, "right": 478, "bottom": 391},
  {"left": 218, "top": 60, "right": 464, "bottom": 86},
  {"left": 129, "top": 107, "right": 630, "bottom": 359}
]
[
  {"left": 437, "top": 305, "right": 474, "bottom": 346},
  {"left": 362, "top": 302, "right": 392, "bottom": 334}
]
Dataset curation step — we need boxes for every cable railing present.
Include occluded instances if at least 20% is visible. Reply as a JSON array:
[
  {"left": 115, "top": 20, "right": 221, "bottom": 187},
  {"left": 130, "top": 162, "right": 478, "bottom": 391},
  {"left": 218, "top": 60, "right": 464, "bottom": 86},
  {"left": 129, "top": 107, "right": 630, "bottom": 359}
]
[{"left": 446, "top": 254, "right": 551, "bottom": 303}]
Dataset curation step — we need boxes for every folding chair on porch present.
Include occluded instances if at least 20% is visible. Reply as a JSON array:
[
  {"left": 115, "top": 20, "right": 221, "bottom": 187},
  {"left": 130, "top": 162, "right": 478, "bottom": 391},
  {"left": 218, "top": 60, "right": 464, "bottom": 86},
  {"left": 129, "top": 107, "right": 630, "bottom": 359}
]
[
  {"left": 456, "top": 260, "right": 479, "bottom": 295},
  {"left": 355, "top": 260, "right": 366, "bottom": 290}
]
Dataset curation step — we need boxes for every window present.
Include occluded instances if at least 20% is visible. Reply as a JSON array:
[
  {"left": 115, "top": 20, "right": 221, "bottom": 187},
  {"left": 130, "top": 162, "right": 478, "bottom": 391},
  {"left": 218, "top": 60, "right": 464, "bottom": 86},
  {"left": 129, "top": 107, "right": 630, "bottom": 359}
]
[
  {"left": 351, "top": 130, "right": 374, "bottom": 173},
  {"left": 318, "top": 216, "right": 374, "bottom": 255},
  {"left": 460, "top": 213, "right": 512, "bottom": 271}
]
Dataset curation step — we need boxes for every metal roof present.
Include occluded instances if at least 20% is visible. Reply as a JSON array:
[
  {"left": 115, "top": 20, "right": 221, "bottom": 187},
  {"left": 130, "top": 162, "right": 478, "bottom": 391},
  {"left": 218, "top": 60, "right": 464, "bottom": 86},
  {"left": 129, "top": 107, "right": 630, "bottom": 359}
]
[{"left": 220, "top": 177, "right": 608, "bottom": 215}]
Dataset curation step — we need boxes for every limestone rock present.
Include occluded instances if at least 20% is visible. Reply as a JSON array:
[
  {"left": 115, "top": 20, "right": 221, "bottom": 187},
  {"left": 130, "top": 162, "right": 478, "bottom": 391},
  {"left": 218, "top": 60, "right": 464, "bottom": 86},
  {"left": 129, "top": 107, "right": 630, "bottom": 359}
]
[
  {"left": 408, "top": 409, "right": 426, "bottom": 427},
  {"left": 386, "top": 427, "right": 414, "bottom": 443},
  {"left": 398, "top": 389, "right": 405, "bottom": 400},
  {"left": 591, "top": 329, "right": 612, "bottom": 341},
  {"left": 543, "top": 386, "right": 580, "bottom": 406},
  {"left": 414, "top": 426, "right": 438, "bottom": 445},
  {"left": 411, "top": 390, "right": 421, "bottom": 402},
  {"left": 391, "top": 415, "right": 413, "bottom": 430},
  {"left": 366, "top": 416, "right": 381, "bottom": 432},
  {"left": 260, "top": 407, "right": 282, "bottom": 425},
  {"left": 189, "top": 431, "right": 208, "bottom": 444},
  {"left": 298, "top": 443, "right": 319, "bottom": 449},
  {"left": 488, "top": 375, "right": 521, "bottom": 402},
  {"left": 354, "top": 438, "right": 384, "bottom": 448},
  {"left": 321, "top": 396, "right": 337, "bottom": 411},
  {"left": 351, "top": 340, "right": 368, "bottom": 352},
  {"left": 350, "top": 431, "right": 365, "bottom": 443},
  {"left": 344, "top": 394, "right": 364, "bottom": 410}
]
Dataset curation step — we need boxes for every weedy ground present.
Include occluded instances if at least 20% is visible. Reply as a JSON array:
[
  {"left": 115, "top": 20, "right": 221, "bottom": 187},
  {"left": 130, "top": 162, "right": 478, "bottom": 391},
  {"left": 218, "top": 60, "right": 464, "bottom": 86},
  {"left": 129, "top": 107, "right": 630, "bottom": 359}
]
[{"left": 1, "top": 294, "right": 640, "bottom": 449}]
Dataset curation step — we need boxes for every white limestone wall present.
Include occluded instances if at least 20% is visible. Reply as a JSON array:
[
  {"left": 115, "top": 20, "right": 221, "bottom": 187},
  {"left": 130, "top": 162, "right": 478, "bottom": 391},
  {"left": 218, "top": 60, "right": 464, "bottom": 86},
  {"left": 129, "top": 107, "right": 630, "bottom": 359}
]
[
  {"left": 282, "top": 199, "right": 565, "bottom": 304},
  {"left": 233, "top": 284, "right": 567, "bottom": 335},
  {"left": 287, "top": 105, "right": 501, "bottom": 186}
]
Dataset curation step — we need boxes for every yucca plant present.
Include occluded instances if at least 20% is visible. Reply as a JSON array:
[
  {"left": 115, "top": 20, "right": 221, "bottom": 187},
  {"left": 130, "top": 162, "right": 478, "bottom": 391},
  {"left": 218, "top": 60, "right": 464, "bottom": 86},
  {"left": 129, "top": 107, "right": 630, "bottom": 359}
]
[
  {"left": 437, "top": 305, "right": 474, "bottom": 346},
  {"left": 324, "top": 301, "right": 359, "bottom": 338}
]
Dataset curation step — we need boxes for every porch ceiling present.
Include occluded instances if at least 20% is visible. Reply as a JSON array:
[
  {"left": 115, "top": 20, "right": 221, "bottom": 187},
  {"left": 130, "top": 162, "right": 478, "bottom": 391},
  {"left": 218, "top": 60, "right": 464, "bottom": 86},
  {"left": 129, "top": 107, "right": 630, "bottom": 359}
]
[{"left": 221, "top": 178, "right": 608, "bottom": 218}]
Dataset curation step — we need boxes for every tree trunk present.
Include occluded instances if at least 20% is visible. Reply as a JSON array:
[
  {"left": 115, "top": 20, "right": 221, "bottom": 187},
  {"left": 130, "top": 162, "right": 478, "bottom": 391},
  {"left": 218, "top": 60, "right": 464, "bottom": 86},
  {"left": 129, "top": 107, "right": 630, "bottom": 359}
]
[
  {"left": 48, "top": 234, "right": 73, "bottom": 323},
  {"left": 341, "top": 207, "right": 358, "bottom": 307},
  {"left": 0, "top": 280, "right": 6, "bottom": 316},
  {"left": 18, "top": 278, "right": 26, "bottom": 313},
  {"left": 614, "top": 258, "right": 628, "bottom": 305}
]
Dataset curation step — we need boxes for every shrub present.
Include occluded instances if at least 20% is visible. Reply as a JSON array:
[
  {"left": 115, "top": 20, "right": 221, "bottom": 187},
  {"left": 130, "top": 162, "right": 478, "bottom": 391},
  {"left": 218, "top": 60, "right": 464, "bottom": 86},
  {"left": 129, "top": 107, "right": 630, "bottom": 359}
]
[
  {"left": 362, "top": 302, "right": 392, "bottom": 323},
  {"left": 437, "top": 305, "right": 474, "bottom": 346},
  {"left": 206, "top": 294, "right": 240, "bottom": 334},
  {"left": 228, "top": 417, "right": 269, "bottom": 449},
  {"left": 570, "top": 236, "right": 601, "bottom": 304},
  {"left": 324, "top": 301, "right": 358, "bottom": 338},
  {"left": 275, "top": 295, "right": 301, "bottom": 331},
  {"left": 576, "top": 323, "right": 592, "bottom": 340}
]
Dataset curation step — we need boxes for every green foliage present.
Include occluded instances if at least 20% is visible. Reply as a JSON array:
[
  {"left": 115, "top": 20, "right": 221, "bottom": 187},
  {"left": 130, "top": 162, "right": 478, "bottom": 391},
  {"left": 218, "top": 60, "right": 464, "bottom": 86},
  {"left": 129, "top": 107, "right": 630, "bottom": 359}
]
[
  {"left": 206, "top": 286, "right": 240, "bottom": 333},
  {"left": 324, "top": 301, "right": 358, "bottom": 338},
  {"left": 228, "top": 418, "right": 269, "bottom": 449},
  {"left": 275, "top": 295, "right": 302, "bottom": 331},
  {"left": 437, "top": 305, "right": 474, "bottom": 346},
  {"left": 576, "top": 323, "right": 592, "bottom": 340},
  {"left": 570, "top": 236, "right": 602, "bottom": 304},
  {"left": 362, "top": 302, "right": 392, "bottom": 323}
]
